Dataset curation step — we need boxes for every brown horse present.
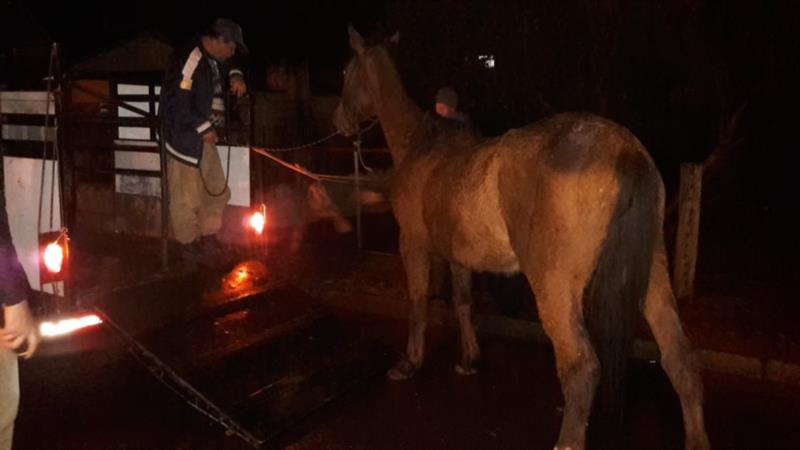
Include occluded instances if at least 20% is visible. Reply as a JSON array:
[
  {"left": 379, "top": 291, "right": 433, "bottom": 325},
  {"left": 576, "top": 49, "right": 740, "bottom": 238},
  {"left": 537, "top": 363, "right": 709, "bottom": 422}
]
[{"left": 334, "top": 27, "right": 709, "bottom": 450}]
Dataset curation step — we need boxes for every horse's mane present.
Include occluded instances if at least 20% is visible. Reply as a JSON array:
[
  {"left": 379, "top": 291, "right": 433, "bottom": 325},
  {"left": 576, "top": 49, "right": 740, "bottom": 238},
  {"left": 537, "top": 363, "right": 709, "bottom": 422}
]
[
  {"left": 368, "top": 45, "right": 483, "bottom": 155},
  {"left": 408, "top": 111, "right": 483, "bottom": 156}
]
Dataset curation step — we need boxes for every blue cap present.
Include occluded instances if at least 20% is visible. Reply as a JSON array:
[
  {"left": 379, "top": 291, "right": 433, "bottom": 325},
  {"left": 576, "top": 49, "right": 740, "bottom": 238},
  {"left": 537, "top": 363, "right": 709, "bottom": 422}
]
[{"left": 212, "top": 18, "right": 248, "bottom": 54}]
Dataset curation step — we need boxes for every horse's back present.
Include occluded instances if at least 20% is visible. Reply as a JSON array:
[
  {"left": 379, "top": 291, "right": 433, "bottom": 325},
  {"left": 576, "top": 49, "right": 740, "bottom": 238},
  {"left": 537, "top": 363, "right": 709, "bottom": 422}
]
[{"left": 391, "top": 112, "right": 659, "bottom": 275}]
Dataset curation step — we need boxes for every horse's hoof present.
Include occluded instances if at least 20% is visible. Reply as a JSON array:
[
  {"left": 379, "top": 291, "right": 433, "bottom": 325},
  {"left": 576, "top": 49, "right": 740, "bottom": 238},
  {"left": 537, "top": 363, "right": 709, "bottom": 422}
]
[
  {"left": 454, "top": 363, "right": 478, "bottom": 376},
  {"left": 686, "top": 434, "right": 711, "bottom": 450},
  {"left": 387, "top": 359, "right": 417, "bottom": 380}
]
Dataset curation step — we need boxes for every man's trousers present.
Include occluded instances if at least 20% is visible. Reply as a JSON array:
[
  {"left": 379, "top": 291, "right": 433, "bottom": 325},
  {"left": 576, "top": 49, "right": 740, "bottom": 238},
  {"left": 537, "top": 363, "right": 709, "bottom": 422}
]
[
  {"left": 167, "top": 142, "right": 231, "bottom": 244},
  {"left": 0, "top": 349, "right": 19, "bottom": 450}
]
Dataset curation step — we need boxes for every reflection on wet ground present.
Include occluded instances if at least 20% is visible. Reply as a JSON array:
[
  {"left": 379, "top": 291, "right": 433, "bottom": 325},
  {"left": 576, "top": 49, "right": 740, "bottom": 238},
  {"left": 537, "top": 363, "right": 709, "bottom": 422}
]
[
  {"left": 222, "top": 260, "right": 271, "bottom": 292},
  {"left": 20, "top": 306, "right": 800, "bottom": 449},
  {"left": 18, "top": 219, "right": 800, "bottom": 450}
]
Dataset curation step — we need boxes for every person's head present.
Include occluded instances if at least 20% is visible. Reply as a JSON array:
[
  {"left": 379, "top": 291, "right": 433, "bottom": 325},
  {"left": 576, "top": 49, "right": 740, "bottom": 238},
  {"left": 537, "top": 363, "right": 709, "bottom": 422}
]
[
  {"left": 435, "top": 87, "right": 459, "bottom": 118},
  {"left": 200, "top": 18, "right": 249, "bottom": 62}
]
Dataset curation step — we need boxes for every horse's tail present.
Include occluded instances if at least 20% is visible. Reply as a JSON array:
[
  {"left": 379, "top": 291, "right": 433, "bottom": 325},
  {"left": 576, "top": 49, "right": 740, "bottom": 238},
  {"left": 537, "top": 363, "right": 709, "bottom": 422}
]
[{"left": 585, "top": 147, "right": 660, "bottom": 430}]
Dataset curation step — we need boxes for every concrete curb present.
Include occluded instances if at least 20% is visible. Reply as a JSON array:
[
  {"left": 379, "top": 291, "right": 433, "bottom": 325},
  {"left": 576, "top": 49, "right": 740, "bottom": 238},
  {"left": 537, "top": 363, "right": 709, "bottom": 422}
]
[{"left": 318, "top": 289, "right": 800, "bottom": 386}]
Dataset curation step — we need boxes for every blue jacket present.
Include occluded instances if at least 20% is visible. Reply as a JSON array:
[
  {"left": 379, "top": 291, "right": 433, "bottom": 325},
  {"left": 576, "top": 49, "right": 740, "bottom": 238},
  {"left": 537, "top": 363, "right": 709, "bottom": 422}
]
[{"left": 159, "top": 43, "right": 243, "bottom": 166}]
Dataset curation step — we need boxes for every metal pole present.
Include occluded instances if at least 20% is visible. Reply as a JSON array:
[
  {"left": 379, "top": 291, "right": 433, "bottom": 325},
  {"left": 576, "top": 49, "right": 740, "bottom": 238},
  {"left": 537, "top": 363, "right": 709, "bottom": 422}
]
[
  {"left": 52, "top": 42, "right": 73, "bottom": 309},
  {"left": 159, "top": 123, "right": 169, "bottom": 271},
  {"left": 353, "top": 139, "right": 362, "bottom": 249}
]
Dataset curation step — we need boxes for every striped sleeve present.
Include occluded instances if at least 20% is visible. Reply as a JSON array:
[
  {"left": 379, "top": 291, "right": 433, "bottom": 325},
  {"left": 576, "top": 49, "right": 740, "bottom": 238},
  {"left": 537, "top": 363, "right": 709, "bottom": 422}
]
[
  {"left": 181, "top": 47, "right": 202, "bottom": 85},
  {"left": 174, "top": 47, "right": 213, "bottom": 134}
]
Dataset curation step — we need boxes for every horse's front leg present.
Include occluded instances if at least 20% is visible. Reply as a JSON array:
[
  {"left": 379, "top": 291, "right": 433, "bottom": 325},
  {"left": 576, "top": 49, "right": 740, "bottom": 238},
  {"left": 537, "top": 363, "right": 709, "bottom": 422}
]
[
  {"left": 388, "top": 241, "right": 431, "bottom": 380},
  {"left": 450, "top": 263, "right": 480, "bottom": 375}
]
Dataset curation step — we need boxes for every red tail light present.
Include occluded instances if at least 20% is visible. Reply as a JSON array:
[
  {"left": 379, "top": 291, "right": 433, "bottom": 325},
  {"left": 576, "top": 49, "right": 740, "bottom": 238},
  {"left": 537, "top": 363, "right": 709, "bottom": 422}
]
[{"left": 248, "top": 204, "right": 266, "bottom": 235}]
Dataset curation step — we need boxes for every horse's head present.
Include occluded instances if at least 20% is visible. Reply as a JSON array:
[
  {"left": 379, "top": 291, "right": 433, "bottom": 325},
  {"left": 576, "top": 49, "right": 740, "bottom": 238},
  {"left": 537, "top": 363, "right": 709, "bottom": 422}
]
[{"left": 333, "top": 26, "right": 398, "bottom": 136}]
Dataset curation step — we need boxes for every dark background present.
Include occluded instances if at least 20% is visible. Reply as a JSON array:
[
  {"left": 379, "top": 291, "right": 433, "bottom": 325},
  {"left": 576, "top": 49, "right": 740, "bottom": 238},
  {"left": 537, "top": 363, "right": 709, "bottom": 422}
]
[{"left": 3, "top": 0, "right": 799, "bottom": 272}]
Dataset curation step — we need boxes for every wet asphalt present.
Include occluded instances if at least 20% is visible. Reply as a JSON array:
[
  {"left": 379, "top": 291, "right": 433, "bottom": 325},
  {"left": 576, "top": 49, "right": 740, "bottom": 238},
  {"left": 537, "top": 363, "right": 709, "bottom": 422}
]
[{"left": 12, "top": 299, "right": 800, "bottom": 450}]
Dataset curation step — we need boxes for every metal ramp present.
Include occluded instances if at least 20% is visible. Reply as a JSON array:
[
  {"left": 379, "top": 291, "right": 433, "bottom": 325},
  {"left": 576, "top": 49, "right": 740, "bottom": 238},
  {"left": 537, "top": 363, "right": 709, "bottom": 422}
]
[{"left": 89, "top": 267, "right": 392, "bottom": 448}]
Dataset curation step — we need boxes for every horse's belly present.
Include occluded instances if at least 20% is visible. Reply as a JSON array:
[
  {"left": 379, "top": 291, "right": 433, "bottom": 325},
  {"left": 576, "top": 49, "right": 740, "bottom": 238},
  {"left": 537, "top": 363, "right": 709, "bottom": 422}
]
[
  {"left": 431, "top": 215, "right": 519, "bottom": 274},
  {"left": 454, "top": 237, "right": 519, "bottom": 273},
  {"left": 424, "top": 159, "right": 520, "bottom": 273}
]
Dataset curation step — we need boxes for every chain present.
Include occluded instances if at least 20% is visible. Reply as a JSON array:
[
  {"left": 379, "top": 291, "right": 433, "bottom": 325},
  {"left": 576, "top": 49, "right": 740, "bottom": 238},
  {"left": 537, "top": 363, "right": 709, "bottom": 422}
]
[
  {"left": 256, "top": 130, "right": 340, "bottom": 153},
  {"left": 95, "top": 307, "right": 264, "bottom": 448},
  {"left": 354, "top": 120, "right": 380, "bottom": 173},
  {"left": 357, "top": 118, "right": 380, "bottom": 134},
  {"left": 253, "top": 118, "right": 378, "bottom": 153}
]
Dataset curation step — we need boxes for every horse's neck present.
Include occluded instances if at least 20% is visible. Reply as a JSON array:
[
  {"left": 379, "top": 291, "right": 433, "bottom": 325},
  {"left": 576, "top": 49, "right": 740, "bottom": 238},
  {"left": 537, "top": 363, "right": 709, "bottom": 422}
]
[{"left": 367, "top": 52, "right": 423, "bottom": 165}]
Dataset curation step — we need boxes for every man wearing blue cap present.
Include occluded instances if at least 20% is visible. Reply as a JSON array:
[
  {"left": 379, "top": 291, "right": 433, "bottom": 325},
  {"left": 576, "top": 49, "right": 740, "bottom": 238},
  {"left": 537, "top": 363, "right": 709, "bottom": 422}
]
[
  {"left": 434, "top": 86, "right": 471, "bottom": 128},
  {"left": 159, "top": 18, "right": 249, "bottom": 266}
]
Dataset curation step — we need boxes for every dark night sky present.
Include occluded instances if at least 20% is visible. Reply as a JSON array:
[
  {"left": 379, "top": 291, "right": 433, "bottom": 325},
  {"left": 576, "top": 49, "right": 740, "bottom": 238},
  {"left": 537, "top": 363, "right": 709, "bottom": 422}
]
[
  {"left": 7, "top": 2, "right": 800, "bottom": 165},
  {"left": 17, "top": 0, "right": 389, "bottom": 71},
  {"left": 8, "top": 1, "right": 799, "bottom": 158},
  {"left": 4, "top": 0, "right": 799, "bottom": 268},
  {"left": 2, "top": 0, "right": 392, "bottom": 97},
  {"left": 9, "top": 1, "right": 800, "bottom": 171}
]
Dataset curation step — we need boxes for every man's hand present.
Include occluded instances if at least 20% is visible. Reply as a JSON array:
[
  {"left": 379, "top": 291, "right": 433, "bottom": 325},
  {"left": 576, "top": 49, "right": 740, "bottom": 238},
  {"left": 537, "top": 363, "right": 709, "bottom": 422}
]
[
  {"left": 1, "top": 301, "right": 39, "bottom": 359},
  {"left": 230, "top": 75, "right": 247, "bottom": 97},
  {"left": 202, "top": 129, "right": 219, "bottom": 144}
]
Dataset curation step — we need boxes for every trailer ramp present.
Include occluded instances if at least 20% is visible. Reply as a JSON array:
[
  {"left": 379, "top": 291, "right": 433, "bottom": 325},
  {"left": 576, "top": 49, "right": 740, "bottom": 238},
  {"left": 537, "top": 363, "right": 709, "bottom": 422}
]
[{"left": 89, "top": 264, "right": 392, "bottom": 448}]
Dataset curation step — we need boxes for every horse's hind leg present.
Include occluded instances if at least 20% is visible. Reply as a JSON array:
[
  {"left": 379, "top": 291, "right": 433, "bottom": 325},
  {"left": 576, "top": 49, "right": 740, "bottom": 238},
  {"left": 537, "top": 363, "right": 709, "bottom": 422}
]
[
  {"left": 388, "top": 241, "right": 431, "bottom": 380},
  {"left": 532, "top": 273, "right": 598, "bottom": 450},
  {"left": 644, "top": 241, "right": 710, "bottom": 450},
  {"left": 450, "top": 263, "right": 480, "bottom": 375}
]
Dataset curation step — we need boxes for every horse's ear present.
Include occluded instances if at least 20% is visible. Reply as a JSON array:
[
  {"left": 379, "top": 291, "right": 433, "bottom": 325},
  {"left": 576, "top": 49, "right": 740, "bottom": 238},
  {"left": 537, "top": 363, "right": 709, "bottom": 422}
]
[
  {"left": 348, "top": 24, "right": 366, "bottom": 55},
  {"left": 387, "top": 31, "right": 400, "bottom": 46}
]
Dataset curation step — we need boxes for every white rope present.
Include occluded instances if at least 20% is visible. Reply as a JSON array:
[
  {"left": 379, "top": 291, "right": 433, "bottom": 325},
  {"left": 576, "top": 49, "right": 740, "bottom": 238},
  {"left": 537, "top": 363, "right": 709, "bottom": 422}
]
[
  {"left": 251, "top": 147, "right": 385, "bottom": 185},
  {"left": 249, "top": 146, "right": 321, "bottom": 181}
]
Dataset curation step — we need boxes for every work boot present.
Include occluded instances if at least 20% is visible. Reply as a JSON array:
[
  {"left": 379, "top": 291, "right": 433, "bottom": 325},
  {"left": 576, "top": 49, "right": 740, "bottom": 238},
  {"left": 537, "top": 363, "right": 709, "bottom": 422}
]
[
  {"left": 178, "top": 240, "right": 204, "bottom": 267},
  {"left": 198, "top": 235, "right": 233, "bottom": 271}
]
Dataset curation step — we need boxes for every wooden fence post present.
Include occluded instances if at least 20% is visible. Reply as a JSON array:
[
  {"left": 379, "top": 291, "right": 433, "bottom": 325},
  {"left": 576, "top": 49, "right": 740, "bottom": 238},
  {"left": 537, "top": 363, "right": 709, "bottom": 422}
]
[{"left": 672, "top": 163, "right": 703, "bottom": 300}]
